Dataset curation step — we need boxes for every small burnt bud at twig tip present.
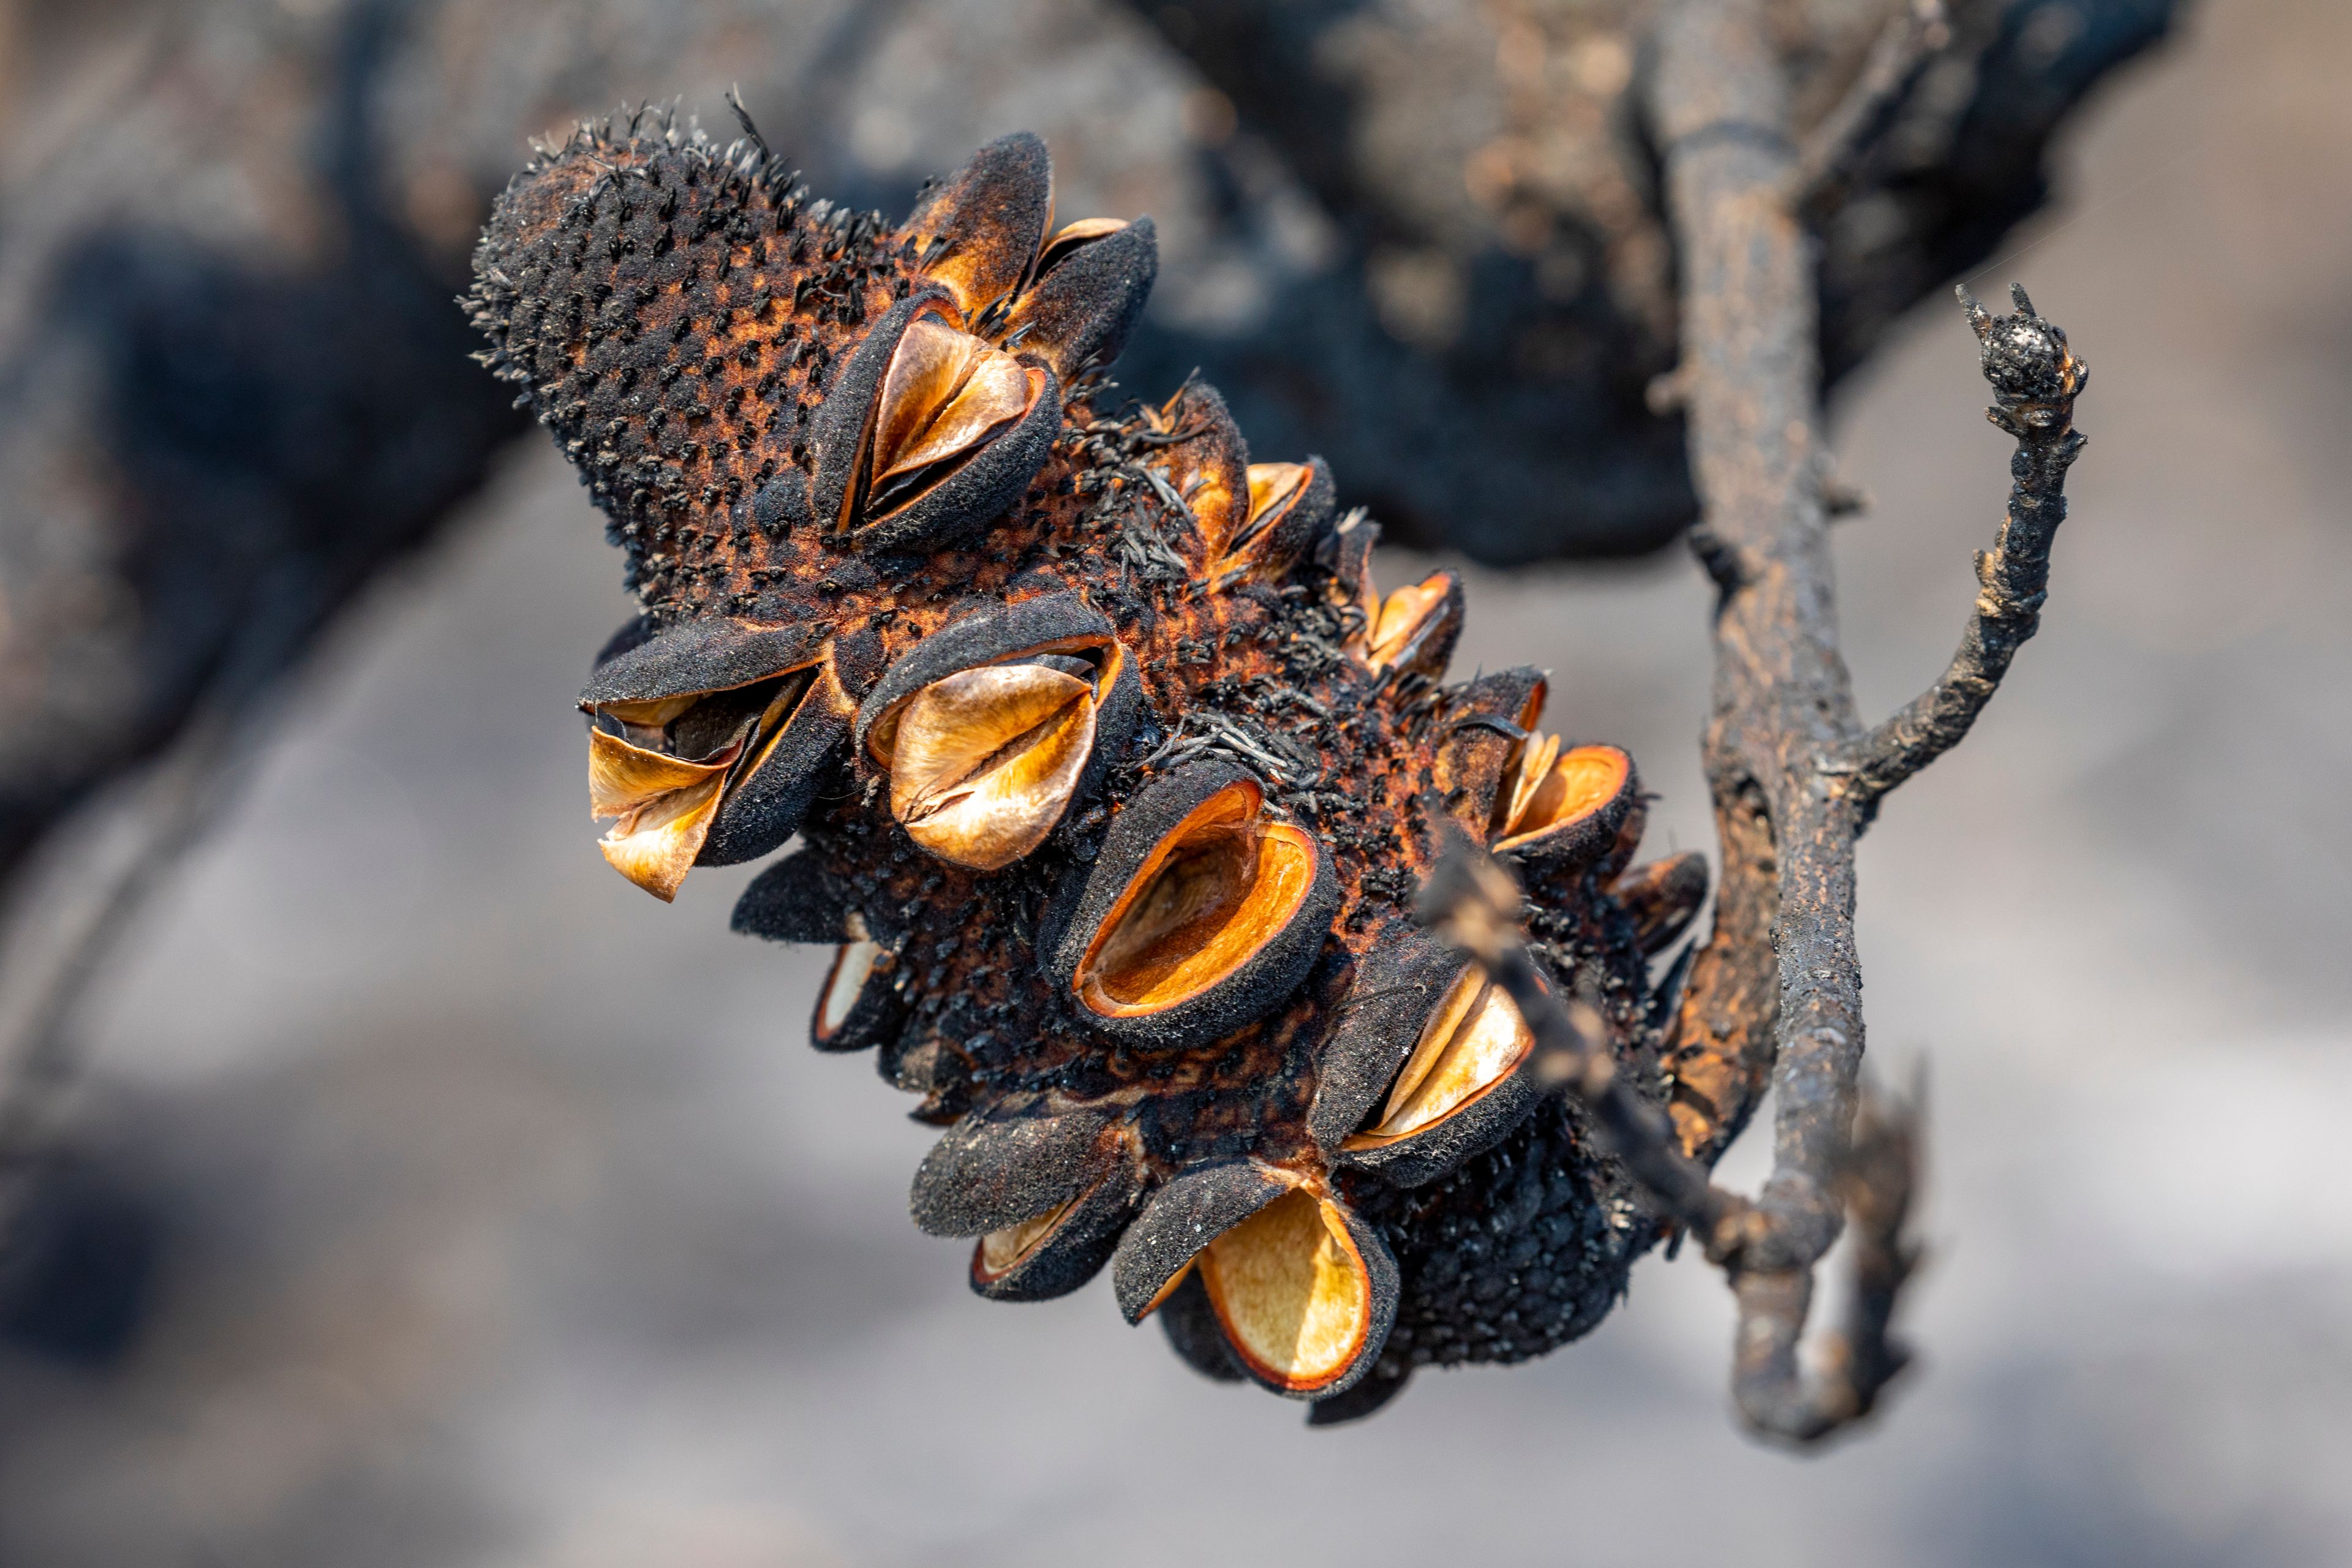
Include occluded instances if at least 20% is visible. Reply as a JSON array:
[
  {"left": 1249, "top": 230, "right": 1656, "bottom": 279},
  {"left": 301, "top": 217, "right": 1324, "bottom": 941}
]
[{"left": 1959, "top": 282, "right": 2086, "bottom": 420}]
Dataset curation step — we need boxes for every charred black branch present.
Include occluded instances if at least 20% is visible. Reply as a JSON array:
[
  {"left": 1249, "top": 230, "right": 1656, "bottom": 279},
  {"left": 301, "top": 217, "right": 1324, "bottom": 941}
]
[
  {"left": 1839, "top": 285, "right": 2089, "bottom": 802},
  {"left": 1730, "top": 1074, "right": 1923, "bottom": 1440},
  {"left": 1640, "top": 0, "right": 2086, "bottom": 1444}
]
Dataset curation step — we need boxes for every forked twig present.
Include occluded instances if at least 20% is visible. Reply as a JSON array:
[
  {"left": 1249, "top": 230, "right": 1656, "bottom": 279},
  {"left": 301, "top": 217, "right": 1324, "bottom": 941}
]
[{"left": 1437, "top": 0, "right": 2090, "bottom": 1444}]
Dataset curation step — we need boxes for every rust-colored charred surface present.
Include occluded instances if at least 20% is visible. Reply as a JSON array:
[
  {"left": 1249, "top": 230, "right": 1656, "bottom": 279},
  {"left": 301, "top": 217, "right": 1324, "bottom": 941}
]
[{"left": 468, "top": 113, "right": 1714, "bottom": 1421}]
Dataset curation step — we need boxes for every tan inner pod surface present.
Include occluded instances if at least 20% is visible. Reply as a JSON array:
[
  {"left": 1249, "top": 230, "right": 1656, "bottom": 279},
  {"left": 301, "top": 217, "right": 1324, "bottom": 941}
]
[
  {"left": 1495, "top": 742, "right": 1629, "bottom": 847},
  {"left": 976, "top": 1196, "right": 1076, "bottom": 1279},
  {"left": 1346, "top": 968, "right": 1536, "bottom": 1145},
  {"left": 1200, "top": 1188, "right": 1373, "bottom": 1391},
  {"left": 586, "top": 726, "right": 743, "bottom": 900},
  {"left": 584, "top": 663, "right": 824, "bottom": 899},
  {"left": 817, "top": 937, "right": 883, "bottom": 1039},
  {"left": 1079, "top": 781, "right": 1318, "bottom": 1016},
  {"left": 889, "top": 662, "right": 1099, "bottom": 869},
  {"left": 870, "top": 316, "right": 1039, "bottom": 491},
  {"left": 1367, "top": 572, "right": 1452, "bottom": 666}
]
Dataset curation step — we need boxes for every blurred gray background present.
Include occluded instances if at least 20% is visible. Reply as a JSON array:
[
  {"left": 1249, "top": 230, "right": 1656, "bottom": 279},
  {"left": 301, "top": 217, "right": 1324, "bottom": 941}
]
[{"left": 0, "top": 0, "right": 2346, "bottom": 1562}]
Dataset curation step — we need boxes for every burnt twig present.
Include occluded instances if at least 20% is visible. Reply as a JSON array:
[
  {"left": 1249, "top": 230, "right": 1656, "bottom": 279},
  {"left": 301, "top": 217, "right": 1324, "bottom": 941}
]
[
  {"left": 1624, "top": 0, "right": 2087, "bottom": 1444},
  {"left": 1417, "top": 840, "right": 1749, "bottom": 1257},
  {"left": 1836, "top": 285, "right": 2089, "bottom": 802},
  {"left": 1787, "top": 0, "right": 1953, "bottom": 208},
  {"left": 1417, "top": 835, "right": 1924, "bottom": 1439}
]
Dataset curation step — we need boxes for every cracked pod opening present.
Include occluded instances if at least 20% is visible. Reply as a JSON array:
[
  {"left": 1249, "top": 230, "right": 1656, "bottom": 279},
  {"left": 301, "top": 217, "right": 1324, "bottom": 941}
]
[
  {"left": 1491, "top": 736, "right": 1635, "bottom": 860},
  {"left": 1237, "top": 462, "right": 1308, "bottom": 552},
  {"left": 864, "top": 635, "right": 1128, "bottom": 870},
  {"left": 812, "top": 918, "right": 902, "bottom": 1054},
  {"left": 586, "top": 662, "right": 822, "bottom": 900},
  {"left": 848, "top": 312, "right": 1048, "bottom": 530},
  {"left": 976, "top": 1200, "right": 1072, "bottom": 1280},
  {"left": 1076, "top": 777, "right": 1319, "bottom": 1018},
  {"left": 1364, "top": 571, "right": 1461, "bottom": 674},
  {"left": 881, "top": 650, "right": 1120, "bottom": 870},
  {"left": 1199, "top": 1187, "right": 1382, "bottom": 1394},
  {"left": 1344, "top": 968, "right": 1534, "bottom": 1147}
]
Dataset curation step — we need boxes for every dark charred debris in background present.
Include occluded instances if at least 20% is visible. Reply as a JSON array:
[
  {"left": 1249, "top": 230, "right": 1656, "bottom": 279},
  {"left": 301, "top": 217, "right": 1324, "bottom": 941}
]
[{"left": 1117, "top": 0, "right": 2168, "bottom": 559}]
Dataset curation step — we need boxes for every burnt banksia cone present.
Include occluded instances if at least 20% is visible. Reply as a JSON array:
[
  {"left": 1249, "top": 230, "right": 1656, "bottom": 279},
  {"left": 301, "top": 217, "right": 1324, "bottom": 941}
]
[{"left": 468, "top": 111, "right": 1714, "bottom": 1422}]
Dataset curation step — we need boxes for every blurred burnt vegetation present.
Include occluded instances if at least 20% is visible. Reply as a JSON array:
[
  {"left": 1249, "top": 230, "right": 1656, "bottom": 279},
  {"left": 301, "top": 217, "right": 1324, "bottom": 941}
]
[{"left": 0, "top": 0, "right": 2167, "bottom": 1357}]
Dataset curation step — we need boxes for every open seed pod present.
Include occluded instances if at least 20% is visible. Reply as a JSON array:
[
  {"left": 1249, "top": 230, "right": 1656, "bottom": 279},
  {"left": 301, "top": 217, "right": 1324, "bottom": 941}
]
[
  {"left": 1491, "top": 736, "right": 1639, "bottom": 876},
  {"left": 998, "top": 216, "right": 1158, "bottom": 383},
  {"left": 1052, "top": 761, "right": 1339, "bottom": 1050},
  {"left": 1197, "top": 1186, "right": 1395, "bottom": 1398},
  {"left": 1362, "top": 569, "right": 1464, "bottom": 681},
  {"left": 902, "top": 131, "right": 1054, "bottom": 323},
  {"left": 1430, "top": 668, "right": 1548, "bottom": 839},
  {"left": 581, "top": 619, "right": 847, "bottom": 900},
  {"left": 1137, "top": 380, "right": 1247, "bottom": 568},
  {"left": 911, "top": 1099, "right": 1114, "bottom": 1237},
  {"left": 810, "top": 917, "right": 905, "bottom": 1054},
  {"left": 1612, "top": 851, "right": 1711, "bottom": 956},
  {"left": 1116, "top": 1162, "right": 1398, "bottom": 1399},
  {"left": 1215, "top": 457, "right": 1337, "bottom": 584},
  {"left": 942, "top": 1116, "right": 1147, "bottom": 1303},
  {"left": 1336, "top": 963, "right": 1545, "bottom": 1188},
  {"left": 810, "top": 290, "right": 1063, "bottom": 556},
  {"left": 1112, "top": 1159, "right": 1291, "bottom": 1321},
  {"left": 1305, "top": 922, "right": 1466, "bottom": 1154},
  {"left": 858, "top": 592, "right": 1139, "bottom": 870}
]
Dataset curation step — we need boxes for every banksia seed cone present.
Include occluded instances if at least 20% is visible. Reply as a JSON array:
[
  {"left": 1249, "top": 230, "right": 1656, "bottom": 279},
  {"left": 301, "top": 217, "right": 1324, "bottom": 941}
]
[{"left": 467, "top": 111, "right": 1711, "bottom": 1422}]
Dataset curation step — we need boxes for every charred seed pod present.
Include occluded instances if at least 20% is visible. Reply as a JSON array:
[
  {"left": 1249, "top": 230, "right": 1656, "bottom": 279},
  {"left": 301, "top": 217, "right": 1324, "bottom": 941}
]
[
  {"left": 1219, "top": 456, "right": 1338, "bottom": 583},
  {"left": 1431, "top": 668, "right": 1550, "bottom": 839},
  {"left": 730, "top": 845, "right": 854, "bottom": 944},
  {"left": 810, "top": 923, "right": 905, "bottom": 1054},
  {"left": 998, "top": 217, "right": 1158, "bottom": 383},
  {"left": 911, "top": 1099, "right": 1114, "bottom": 1237},
  {"left": 858, "top": 592, "right": 1139, "bottom": 870},
  {"left": 1052, "top": 761, "right": 1340, "bottom": 1050},
  {"left": 1335, "top": 965, "right": 1546, "bottom": 1188},
  {"left": 968, "top": 1141, "right": 1145, "bottom": 1303},
  {"left": 581, "top": 618, "right": 849, "bottom": 897},
  {"left": 1491, "top": 739, "right": 1640, "bottom": 876},
  {"left": 1613, "top": 851, "right": 1711, "bottom": 956},
  {"left": 810, "top": 289, "right": 1063, "bottom": 556},
  {"left": 900, "top": 130, "right": 1054, "bottom": 322},
  {"left": 1304, "top": 921, "right": 1463, "bottom": 1153},
  {"left": 1195, "top": 1177, "right": 1399, "bottom": 1400},
  {"left": 471, "top": 118, "right": 1703, "bottom": 1423}
]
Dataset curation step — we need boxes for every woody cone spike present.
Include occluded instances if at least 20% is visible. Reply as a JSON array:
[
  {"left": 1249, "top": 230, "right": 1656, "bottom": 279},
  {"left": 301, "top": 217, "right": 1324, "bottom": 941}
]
[{"left": 468, "top": 115, "right": 1713, "bottom": 1422}]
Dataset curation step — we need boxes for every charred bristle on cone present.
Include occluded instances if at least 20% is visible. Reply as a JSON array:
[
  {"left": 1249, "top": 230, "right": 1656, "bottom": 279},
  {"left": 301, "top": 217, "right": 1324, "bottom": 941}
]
[{"left": 470, "top": 110, "right": 1697, "bottom": 1420}]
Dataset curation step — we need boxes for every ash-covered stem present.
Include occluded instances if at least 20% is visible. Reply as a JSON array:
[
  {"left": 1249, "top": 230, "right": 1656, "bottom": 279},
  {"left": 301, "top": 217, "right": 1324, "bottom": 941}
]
[{"left": 1629, "top": 0, "right": 2084, "bottom": 1445}]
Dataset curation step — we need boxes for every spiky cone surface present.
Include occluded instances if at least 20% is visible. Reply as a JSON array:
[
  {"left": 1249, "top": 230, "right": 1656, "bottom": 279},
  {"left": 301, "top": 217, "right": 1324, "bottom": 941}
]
[{"left": 467, "top": 113, "right": 1713, "bottom": 1422}]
